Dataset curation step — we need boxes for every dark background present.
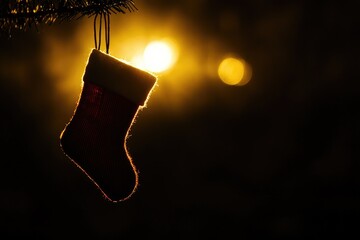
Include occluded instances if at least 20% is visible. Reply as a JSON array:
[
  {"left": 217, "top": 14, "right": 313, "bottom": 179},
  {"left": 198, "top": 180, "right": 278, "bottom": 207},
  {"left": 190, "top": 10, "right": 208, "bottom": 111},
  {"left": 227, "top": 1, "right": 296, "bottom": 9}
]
[{"left": 0, "top": 0, "right": 359, "bottom": 238}]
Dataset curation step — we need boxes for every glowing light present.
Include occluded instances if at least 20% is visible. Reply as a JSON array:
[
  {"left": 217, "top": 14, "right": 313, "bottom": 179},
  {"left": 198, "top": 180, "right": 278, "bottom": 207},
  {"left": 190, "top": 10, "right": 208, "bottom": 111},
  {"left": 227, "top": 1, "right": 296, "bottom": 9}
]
[
  {"left": 130, "top": 55, "right": 146, "bottom": 70},
  {"left": 143, "top": 41, "right": 175, "bottom": 73},
  {"left": 218, "top": 57, "right": 252, "bottom": 86}
]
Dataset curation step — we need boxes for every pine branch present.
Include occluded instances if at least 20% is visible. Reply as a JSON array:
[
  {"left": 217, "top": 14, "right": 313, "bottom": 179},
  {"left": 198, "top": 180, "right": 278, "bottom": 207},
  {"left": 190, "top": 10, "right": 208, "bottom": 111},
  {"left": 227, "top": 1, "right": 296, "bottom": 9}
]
[{"left": 0, "top": 0, "right": 137, "bottom": 33}]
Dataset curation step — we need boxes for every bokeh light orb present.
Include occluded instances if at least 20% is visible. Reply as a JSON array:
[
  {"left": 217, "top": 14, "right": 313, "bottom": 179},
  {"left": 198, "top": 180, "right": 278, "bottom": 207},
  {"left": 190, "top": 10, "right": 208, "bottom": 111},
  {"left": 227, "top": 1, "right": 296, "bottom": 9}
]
[
  {"left": 143, "top": 41, "right": 175, "bottom": 73},
  {"left": 218, "top": 57, "right": 252, "bottom": 86}
]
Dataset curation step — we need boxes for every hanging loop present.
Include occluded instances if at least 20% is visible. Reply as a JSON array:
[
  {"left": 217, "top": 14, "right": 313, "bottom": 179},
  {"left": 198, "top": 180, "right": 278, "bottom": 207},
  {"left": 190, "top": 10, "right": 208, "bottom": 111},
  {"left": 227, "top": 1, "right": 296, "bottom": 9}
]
[{"left": 94, "top": 12, "right": 111, "bottom": 54}]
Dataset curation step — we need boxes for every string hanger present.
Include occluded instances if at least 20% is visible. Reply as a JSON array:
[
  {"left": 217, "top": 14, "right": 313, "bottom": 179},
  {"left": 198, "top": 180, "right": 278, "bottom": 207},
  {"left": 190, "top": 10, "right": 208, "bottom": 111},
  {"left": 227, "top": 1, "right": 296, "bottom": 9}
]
[
  {"left": 94, "top": 12, "right": 111, "bottom": 54},
  {"left": 91, "top": 1, "right": 138, "bottom": 54}
]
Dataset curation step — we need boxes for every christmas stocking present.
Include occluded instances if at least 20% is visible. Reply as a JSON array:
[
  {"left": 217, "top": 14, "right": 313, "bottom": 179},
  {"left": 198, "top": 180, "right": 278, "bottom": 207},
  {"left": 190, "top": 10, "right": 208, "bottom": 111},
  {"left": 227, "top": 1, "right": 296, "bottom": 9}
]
[{"left": 60, "top": 49, "right": 156, "bottom": 202}]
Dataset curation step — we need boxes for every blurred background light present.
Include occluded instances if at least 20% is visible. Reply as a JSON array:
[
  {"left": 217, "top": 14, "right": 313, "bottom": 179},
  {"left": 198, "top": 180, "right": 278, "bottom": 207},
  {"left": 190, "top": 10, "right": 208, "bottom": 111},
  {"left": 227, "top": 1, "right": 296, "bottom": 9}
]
[
  {"left": 143, "top": 40, "right": 177, "bottom": 73},
  {"left": 218, "top": 57, "right": 252, "bottom": 86},
  {"left": 129, "top": 39, "right": 178, "bottom": 74}
]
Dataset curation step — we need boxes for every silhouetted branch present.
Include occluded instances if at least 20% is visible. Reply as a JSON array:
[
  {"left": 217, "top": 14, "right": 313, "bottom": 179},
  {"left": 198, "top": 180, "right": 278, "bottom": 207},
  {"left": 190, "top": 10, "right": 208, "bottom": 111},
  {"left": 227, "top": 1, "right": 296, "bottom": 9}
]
[{"left": 0, "top": 0, "right": 137, "bottom": 34}]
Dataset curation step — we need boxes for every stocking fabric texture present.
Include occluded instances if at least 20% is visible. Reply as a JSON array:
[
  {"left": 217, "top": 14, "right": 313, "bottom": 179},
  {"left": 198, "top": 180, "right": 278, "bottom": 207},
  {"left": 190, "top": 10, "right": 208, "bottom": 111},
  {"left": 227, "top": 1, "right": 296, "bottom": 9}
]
[{"left": 60, "top": 49, "right": 156, "bottom": 202}]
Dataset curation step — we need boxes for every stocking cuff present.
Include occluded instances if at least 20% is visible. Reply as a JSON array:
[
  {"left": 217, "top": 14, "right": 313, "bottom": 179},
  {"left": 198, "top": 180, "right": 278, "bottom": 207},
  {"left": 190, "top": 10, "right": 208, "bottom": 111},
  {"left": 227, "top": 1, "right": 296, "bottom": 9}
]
[{"left": 83, "top": 49, "right": 157, "bottom": 106}]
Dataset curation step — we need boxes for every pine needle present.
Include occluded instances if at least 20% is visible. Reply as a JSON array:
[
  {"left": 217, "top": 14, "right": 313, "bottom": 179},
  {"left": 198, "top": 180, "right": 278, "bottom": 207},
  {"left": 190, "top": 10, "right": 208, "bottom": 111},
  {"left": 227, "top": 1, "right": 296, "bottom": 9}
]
[{"left": 0, "top": 0, "right": 137, "bottom": 33}]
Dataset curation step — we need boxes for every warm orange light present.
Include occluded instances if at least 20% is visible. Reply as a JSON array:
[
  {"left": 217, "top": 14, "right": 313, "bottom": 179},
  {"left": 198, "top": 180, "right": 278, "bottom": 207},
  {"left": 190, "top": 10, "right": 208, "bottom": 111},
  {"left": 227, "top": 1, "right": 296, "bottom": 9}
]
[
  {"left": 218, "top": 57, "right": 252, "bottom": 86},
  {"left": 143, "top": 41, "right": 176, "bottom": 73},
  {"left": 130, "top": 54, "right": 146, "bottom": 70}
]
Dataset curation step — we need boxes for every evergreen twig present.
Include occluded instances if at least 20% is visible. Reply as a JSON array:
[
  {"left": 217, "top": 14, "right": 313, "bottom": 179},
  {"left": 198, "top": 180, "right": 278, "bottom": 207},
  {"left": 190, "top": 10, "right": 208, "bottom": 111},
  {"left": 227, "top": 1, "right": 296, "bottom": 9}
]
[{"left": 0, "top": 0, "right": 137, "bottom": 34}]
